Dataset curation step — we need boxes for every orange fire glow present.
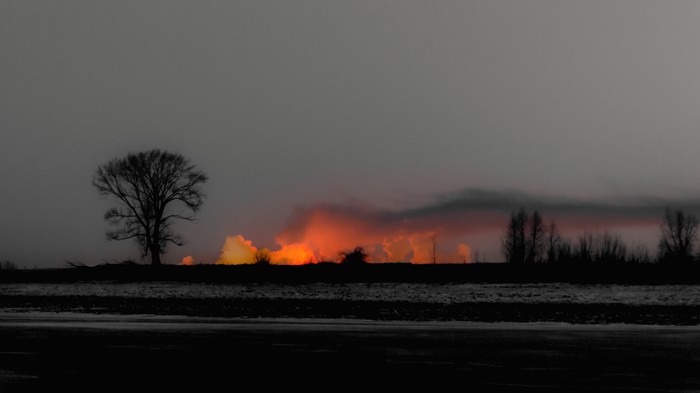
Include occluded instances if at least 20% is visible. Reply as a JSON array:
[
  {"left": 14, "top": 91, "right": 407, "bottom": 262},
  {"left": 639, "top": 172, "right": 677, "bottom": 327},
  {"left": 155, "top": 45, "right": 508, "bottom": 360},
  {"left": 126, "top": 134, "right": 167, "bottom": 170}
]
[
  {"left": 216, "top": 235, "right": 257, "bottom": 265},
  {"left": 270, "top": 243, "right": 316, "bottom": 265},
  {"left": 215, "top": 235, "right": 317, "bottom": 265},
  {"left": 216, "top": 206, "right": 474, "bottom": 265},
  {"left": 209, "top": 191, "right": 669, "bottom": 265}
]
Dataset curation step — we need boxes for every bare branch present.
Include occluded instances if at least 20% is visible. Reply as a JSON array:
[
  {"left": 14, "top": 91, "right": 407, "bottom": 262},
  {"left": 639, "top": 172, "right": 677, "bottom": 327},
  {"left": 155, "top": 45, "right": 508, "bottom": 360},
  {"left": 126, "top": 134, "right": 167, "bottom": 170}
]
[{"left": 94, "top": 149, "right": 207, "bottom": 265}]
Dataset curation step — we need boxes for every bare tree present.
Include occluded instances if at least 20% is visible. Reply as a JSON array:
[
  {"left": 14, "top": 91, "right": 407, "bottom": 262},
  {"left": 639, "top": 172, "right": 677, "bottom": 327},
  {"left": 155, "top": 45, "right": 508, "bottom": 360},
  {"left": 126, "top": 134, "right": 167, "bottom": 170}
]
[
  {"left": 503, "top": 208, "right": 547, "bottom": 264},
  {"left": 574, "top": 232, "right": 596, "bottom": 263},
  {"left": 658, "top": 207, "right": 699, "bottom": 263},
  {"left": 0, "top": 260, "right": 17, "bottom": 270},
  {"left": 503, "top": 208, "right": 528, "bottom": 263},
  {"left": 526, "top": 210, "right": 545, "bottom": 264},
  {"left": 629, "top": 241, "right": 652, "bottom": 264},
  {"left": 598, "top": 231, "right": 627, "bottom": 263},
  {"left": 545, "top": 221, "right": 565, "bottom": 263},
  {"left": 93, "top": 150, "right": 208, "bottom": 265},
  {"left": 573, "top": 231, "right": 628, "bottom": 263}
]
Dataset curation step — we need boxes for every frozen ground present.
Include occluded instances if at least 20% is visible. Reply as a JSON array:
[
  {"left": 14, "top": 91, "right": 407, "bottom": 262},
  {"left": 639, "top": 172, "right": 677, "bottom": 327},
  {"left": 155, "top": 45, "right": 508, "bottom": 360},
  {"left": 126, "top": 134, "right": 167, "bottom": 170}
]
[
  {"left": 2, "top": 312, "right": 700, "bottom": 392},
  {"left": 2, "top": 282, "right": 700, "bottom": 305}
]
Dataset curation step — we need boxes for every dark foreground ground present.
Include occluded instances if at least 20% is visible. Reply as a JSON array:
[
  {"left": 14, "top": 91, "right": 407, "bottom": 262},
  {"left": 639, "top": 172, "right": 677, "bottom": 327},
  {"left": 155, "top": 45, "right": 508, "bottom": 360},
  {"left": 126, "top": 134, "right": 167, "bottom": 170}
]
[
  {"left": 4, "top": 265, "right": 700, "bottom": 392},
  {"left": 4, "top": 295, "right": 700, "bottom": 325},
  {"left": 2, "top": 313, "right": 700, "bottom": 392}
]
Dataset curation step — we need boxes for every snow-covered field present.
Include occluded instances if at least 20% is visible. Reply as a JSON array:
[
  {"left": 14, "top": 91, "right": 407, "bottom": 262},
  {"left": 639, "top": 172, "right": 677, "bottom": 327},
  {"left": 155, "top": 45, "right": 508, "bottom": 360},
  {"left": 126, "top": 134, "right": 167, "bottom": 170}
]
[{"left": 3, "top": 282, "right": 700, "bottom": 305}]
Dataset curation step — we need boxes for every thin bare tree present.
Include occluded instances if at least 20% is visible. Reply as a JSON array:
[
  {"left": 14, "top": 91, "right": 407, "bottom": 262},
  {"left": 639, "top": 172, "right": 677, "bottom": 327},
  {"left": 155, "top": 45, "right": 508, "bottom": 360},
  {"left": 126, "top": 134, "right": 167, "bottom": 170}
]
[
  {"left": 503, "top": 208, "right": 547, "bottom": 263},
  {"left": 598, "top": 231, "right": 627, "bottom": 263},
  {"left": 658, "top": 207, "right": 699, "bottom": 263},
  {"left": 93, "top": 149, "right": 208, "bottom": 265},
  {"left": 503, "top": 208, "right": 528, "bottom": 263},
  {"left": 545, "top": 221, "right": 564, "bottom": 263},
  {"left": 526, "top": 210, "right": 545, "bottom": 263}
]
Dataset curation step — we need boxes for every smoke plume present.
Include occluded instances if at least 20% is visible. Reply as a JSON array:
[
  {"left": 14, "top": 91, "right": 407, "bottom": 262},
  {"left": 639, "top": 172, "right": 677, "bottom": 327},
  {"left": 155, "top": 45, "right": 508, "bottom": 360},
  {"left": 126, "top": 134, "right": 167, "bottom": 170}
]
[{"left": 216, "top": 188, "right": 700, "bottom": 264}]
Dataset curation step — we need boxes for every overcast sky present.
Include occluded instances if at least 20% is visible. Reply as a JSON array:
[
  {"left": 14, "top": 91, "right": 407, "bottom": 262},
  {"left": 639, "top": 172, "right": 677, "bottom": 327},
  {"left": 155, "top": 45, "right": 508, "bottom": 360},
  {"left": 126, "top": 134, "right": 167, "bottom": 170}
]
[{"left": 3, "top": 1, "right": 700, "bottom": 267}]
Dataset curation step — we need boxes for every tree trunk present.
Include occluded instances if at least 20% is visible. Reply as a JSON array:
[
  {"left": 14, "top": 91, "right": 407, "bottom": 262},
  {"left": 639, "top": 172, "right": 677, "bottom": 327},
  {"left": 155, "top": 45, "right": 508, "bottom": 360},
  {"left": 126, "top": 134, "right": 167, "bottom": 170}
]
[
  {"left": 151, "top": 223, "right": 161, "bottom": 266},
  {"left": 151, "top": 248, "right": 161, "bottom": 265}
]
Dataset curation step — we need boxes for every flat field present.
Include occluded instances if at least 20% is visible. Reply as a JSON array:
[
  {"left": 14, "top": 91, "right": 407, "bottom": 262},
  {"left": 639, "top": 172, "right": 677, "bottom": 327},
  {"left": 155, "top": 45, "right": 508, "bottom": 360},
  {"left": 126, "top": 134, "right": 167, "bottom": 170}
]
[{"left": 3, "top": 269, "right": 700, "bottom": 392}]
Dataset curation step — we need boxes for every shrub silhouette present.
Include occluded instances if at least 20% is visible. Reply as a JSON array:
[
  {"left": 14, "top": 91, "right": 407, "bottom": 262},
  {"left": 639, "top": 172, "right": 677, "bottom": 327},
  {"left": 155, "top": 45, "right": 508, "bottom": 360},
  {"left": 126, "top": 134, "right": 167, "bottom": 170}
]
[
  {"left": 254, "top": 249, "right": 272, "bottom": 265},
  {"left": 339, "top": 247, "right": 368, "bottom": 265}
]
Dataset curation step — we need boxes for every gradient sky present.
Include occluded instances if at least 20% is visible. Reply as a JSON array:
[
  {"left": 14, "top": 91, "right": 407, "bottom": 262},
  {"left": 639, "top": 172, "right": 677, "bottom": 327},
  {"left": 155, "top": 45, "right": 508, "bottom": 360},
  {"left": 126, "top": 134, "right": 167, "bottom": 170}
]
[{"left": 3, "top": 1, "right": 700, "bottom": 267}]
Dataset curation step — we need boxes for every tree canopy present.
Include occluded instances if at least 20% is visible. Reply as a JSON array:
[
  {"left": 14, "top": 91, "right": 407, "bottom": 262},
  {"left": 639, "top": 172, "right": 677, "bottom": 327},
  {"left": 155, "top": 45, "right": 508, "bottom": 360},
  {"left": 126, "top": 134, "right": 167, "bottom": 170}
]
[{"left": 93, "top": 149, "right": 208, "bottom": 265}]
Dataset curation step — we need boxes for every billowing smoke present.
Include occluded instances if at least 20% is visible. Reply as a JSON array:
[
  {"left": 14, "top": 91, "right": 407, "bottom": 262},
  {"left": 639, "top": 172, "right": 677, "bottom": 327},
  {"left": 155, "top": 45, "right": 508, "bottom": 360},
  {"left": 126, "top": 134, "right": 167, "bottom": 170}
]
[
  {"left": 458, "top": 243, "right": 472, "bottom": 263},
  {"left": 215, "top": 188, "right": 700, "bottom": 265},
  {"left": 216, "top": 235, "right": 257, "bottom": 265},
  {"left": 270, "top": 243, "right": 316, "bottom": 265},
  {"left": 216, "top": 234, "right": 315, "bottom": 265}
]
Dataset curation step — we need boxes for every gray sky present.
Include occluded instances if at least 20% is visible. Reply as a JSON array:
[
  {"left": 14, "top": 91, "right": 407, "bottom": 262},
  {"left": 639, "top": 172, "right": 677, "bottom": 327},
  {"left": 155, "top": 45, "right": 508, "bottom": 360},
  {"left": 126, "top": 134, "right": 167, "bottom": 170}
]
[{"left": 3, "top": 1, "right": 700, "bottom": 267}]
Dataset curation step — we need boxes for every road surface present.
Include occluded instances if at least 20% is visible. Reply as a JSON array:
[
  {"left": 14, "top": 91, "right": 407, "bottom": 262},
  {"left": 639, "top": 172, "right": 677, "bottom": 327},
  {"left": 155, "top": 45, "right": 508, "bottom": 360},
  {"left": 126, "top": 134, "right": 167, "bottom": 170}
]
[{"left": 2, "top": 312, "right": 699, "bottom": 392}]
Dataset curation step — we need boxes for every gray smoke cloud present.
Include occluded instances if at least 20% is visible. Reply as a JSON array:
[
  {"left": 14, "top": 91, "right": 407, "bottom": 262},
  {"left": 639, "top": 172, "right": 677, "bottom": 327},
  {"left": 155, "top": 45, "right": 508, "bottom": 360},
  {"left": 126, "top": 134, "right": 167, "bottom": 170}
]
[{"left": 281, "top": 188, "right": 700, "bottom": 242}]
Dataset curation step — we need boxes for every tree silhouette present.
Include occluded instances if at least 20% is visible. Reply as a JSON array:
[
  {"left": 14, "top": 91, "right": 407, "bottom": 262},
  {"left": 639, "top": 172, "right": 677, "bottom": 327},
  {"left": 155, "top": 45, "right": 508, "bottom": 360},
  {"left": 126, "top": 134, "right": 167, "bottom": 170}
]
[
  {"left": 572, "top": 231, "right": 628, "bottom": 263},
  {"left": 0, "top": 260, "right": 17, "bottom": 270},
  {"left": 574, "top": 232, "right": 596, "bottom": 263},
  {"left": 545, "top": 221, "right": 571, "bottom": 263},
  {"left": 526, "top": 210, "right": 545, "bottom": 264},
  {"left": 503, "top": 208, "right": 528, "bottom": 264},
  {"left": 93, "top": 150, "right": 207, "bottom": 265},
  {"left": 254, "top": 249, "right": 272, "bottom": 265},
  {"left": 598, "top": 231, "right": 627, "bottom": 263},
  {"left": 339, "top": 247, "right": 369, "bottom": 265},
  {"left": 658, "top": 207, "right": 698, "bottom": 263},
  {"left": 629, "top": 241, "right": 652, "bottom": 264},
  {"left": 503, "top": 208, "right": 545, "bottom": 263}
]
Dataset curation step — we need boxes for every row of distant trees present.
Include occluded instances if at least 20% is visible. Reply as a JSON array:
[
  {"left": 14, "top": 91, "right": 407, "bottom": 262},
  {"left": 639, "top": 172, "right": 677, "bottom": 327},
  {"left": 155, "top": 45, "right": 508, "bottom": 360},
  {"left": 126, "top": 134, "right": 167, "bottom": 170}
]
[{"left": 502, "top": 208, "right": 699, "bottom": 264}]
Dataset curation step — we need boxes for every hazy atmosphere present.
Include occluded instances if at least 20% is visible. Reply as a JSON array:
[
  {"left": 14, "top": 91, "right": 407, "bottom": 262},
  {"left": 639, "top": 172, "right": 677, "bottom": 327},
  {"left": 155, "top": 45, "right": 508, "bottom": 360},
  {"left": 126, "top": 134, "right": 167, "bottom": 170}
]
[{"left": 4, "top": 1, "right": 700, "bottom": 267}]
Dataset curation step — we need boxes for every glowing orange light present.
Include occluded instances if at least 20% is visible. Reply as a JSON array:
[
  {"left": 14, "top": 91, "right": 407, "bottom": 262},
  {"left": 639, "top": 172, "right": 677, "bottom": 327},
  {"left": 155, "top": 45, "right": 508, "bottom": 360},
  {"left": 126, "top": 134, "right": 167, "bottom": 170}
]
[
  {"left": 216, "top": 235, "right": 257, "bottom": 265},
  {"left": 271, "top": 243, "right": 316, "bottom": 265}
]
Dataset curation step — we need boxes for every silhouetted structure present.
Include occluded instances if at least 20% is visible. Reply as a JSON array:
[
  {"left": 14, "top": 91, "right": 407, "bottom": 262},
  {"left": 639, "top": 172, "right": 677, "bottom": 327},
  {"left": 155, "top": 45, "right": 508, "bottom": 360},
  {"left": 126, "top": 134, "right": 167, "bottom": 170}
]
[{"left": 93, "top": 149, "right": 208, "bottom": 265}]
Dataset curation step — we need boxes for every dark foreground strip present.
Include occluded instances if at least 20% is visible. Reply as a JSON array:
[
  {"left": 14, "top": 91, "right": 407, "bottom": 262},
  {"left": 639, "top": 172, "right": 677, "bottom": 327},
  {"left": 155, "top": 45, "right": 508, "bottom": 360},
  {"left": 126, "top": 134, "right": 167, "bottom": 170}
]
[{"left": 2, "top": 295, "right": 700, "bottom": 325}]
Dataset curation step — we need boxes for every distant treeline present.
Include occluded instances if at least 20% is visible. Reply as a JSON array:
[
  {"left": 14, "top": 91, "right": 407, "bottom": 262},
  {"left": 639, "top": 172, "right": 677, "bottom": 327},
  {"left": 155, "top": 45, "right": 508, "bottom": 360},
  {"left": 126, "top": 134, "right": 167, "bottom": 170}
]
[{"left": 502, "top": 207, "right": 698, "bottom": 265}]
